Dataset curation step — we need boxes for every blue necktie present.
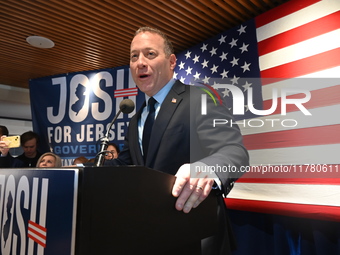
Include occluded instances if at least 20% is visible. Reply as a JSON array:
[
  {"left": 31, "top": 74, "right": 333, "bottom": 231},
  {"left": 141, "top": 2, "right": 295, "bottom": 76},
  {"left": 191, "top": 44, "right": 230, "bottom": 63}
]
[{"left": 142, "top": 97, "right": 156, "bottom": 160}]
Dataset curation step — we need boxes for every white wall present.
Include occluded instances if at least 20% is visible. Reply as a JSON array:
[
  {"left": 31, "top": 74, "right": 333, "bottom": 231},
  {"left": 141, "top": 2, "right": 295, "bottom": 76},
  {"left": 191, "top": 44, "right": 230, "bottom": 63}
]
[
  {"left": 0, "top": 84, "right": 32, "bottom": 120},
  {"left": 0, "top": 118, "right": 32, "bottom": 135}
]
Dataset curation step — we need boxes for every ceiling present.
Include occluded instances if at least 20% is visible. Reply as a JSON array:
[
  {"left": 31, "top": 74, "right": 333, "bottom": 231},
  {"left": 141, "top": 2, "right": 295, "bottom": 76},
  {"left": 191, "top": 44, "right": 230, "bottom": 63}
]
[{"left": 0, "top": 0, "right": 290, "bottom": 91}]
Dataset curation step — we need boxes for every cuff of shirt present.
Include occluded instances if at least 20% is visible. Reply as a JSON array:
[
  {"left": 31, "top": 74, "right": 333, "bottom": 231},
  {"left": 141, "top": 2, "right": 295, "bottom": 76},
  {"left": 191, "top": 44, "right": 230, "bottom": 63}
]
[{"left": 191, "top": 161, "right": 222, "bottom": 190}]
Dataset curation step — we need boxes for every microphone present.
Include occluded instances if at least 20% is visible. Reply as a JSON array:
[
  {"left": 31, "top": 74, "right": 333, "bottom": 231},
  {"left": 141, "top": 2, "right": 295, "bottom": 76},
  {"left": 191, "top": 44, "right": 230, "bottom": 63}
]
[
  {"left": 120, "top": 99, "right": 135, "bottom": 114},
  {"left": 94, "top": 99, "right": 135, "bottom": 167}
]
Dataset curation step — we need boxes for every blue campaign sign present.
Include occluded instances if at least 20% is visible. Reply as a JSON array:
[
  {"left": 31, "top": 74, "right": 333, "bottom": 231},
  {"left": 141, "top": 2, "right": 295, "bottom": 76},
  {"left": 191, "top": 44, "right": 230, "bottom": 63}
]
[
  {"left": 29, "top": 67, "right": 145, "bottom": 166},
  {"left": 0, "top": 168, "right": 78, "bottom": 255}
]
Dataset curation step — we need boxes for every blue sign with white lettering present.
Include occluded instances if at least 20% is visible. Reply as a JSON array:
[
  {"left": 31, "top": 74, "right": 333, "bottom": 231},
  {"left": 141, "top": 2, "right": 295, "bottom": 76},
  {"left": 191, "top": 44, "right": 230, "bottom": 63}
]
[
  {"left": 0, "top": 168, "right": 78, "bottom": 255},
  {"left": 29, "top": 67, "right": 145, "bottom": 165}
]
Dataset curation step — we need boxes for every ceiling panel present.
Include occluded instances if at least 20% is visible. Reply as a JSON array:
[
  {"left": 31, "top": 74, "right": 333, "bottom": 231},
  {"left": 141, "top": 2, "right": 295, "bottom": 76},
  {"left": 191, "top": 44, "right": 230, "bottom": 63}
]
[{"left": 0, "top": 0, "right": 289, "bottom": 89}]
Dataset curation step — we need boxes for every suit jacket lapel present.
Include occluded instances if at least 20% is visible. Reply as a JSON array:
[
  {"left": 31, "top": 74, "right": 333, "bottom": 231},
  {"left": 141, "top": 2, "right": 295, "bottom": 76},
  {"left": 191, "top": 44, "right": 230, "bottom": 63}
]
[
  {"left": 130, "top": 102, "right": 145, "bottom": 165},
  {"left": 145, "top": 81, "right": 185, "bottom": 166}
]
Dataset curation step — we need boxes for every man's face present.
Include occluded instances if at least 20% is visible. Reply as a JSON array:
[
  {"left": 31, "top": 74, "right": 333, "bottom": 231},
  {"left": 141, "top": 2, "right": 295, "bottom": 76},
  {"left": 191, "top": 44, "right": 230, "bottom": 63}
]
[
  {"left": 23, "top": 138, "right": 37, "bottom": 158},
  {"left": 130, "top": 32, "right": 176, "bottom": 97}
]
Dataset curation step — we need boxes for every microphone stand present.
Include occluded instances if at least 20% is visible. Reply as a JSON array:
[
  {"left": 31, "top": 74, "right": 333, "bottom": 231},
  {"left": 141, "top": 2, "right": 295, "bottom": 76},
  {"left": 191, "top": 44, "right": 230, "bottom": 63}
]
[{"left": 94, "top": 109, "right": 122, "bottom": 167}]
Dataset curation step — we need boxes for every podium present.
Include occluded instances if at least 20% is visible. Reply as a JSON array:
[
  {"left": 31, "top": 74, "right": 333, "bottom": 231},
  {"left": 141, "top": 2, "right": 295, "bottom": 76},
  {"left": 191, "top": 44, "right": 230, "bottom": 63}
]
[{"left": 0, "top": 166, "right": 218, "bottom": 254}]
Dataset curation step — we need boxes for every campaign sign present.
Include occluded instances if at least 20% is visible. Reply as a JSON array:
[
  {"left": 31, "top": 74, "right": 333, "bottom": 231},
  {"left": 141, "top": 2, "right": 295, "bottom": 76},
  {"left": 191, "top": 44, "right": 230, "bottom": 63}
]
[
  {"left": 29, "top": 67, "right": 145, "bottom": 166},
  {"left": 0, "top": 168, "right": 78, "bottom": 255}
]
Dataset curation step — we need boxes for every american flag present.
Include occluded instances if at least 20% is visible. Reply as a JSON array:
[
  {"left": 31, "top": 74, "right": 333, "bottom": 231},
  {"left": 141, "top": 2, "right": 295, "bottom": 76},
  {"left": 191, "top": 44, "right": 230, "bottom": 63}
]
[{"left": 174, "top": 0, "right": 340, "bottom": 221}]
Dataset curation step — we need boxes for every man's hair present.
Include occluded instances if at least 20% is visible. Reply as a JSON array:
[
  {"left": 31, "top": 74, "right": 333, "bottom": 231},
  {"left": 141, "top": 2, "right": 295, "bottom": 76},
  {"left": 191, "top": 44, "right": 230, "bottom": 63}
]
[
  {"left": 134, "top": 27, "right": 174, "bottom": 57},
  {"left": 21, "top": 131, "right": 39, "bottom": 145},
  {"left": 0, "top": 125, "right": 9, "bottom": 136},
  {"left": 107, "top": 142, "right": 120, "bottom": 154}
]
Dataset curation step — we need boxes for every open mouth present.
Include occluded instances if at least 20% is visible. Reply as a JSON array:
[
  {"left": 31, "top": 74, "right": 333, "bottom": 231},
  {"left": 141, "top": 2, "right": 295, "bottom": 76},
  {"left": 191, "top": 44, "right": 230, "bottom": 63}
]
[{"left": 139, "top": 74, "right": 150, "bottom": 79}]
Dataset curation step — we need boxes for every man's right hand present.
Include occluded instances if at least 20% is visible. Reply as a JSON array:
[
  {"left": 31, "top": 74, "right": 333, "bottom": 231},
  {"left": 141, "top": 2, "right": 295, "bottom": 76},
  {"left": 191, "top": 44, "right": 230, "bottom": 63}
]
[{"left": 0, "top": 136, "right": 10, "bottom": 156}]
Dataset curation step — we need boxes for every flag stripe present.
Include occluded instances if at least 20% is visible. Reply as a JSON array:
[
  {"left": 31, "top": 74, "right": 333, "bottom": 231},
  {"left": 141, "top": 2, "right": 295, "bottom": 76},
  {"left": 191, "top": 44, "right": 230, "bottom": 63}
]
[
  {"left": 114, "top": 88, "right": 138, "bottom": 98},
  {"left": 114, "top": 88, "right": 138, "bottom": 92},
  {"left": 225, "top": 198, "right": 340, "bottom": 222},
  {"left": 262, "top": 76, "right": 340, "bottom": 101},
  {"left": 228, "top": 183, "right": 340, "bottom": 206},
  {"left": 262, "top": 84, "right": 340, "bottom": 114},
  {"left": 243, "top": 124, "right": 340, "bottom": 150},
  {"left": 28, "top": 233, "right": 46, "bottom": 248},
  {"left": 27, "top": 227, "right": 47, "bottom": 240},
  {"left": 258, "top": 11, "right": 340, "bottom": 56},
  {"left": 28, "top": 220, "right": 47, "bottom": 232},
  {"left": 259, "top": 29, "right": 340, "bottom": 71},
  {"left": 255, "top": 0, "right": 321, "bottom": 28},
  {"left": 249, "top": 144, "right": 340, "bottom": 165},
  {"left": 260, "top": 48, "right": 340, "bottom": 79},
  {"left": 256, "top": 0, "right": 340, "bottom": 42},
  {"left": 237, "top": 165, "right": 340, "bottom": 184},
  {"left": 114, "top": 92, "right": 138, "bottom": 98},
  {"left": 237, "top": 178, "right": 340, "bottom": 185},
  {"left": 239, "top": 104, "right": 340, "bottom": 136},
  {"left": 298, "top": 66, "right": 340, "bottom": 78}
]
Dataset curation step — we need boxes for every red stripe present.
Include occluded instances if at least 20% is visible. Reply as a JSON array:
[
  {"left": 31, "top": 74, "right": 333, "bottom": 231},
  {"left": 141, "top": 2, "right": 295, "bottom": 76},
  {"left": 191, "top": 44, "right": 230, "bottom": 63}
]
[
  {"left": 28, "top": 226, "right": 47, "bottom": 239},
  {"left": 237, "top": 177, "right": 340, "bottom": 185},
  {"left": 114, "top": 93, "right": 138, "bottom": 98},
  {"left": 114, "top": 91, "right": 138, "bottom": 95},
  {"left": 258, "top": 11, "right": 340, "bottom": 56},
  {"left": 114, "top": 88, "right": 138, "bottom": 98},
  {"left": 260, "top": 48, "right": 340, "bottom": 79},
  {"left": 225, "top": 198, "right": 340, "bottom": 222},
  {"left": 263, "top": 85, "right": 340, "bottom": 114},
  {"left": 255, "top": 0, "right": 320, "bottom": 28},
  {"left": 114, "top": 88, "right": 138, "bottom": 92},
  {"left": 243, "top": 124, "right": 340, "bottom": 150},
  {"left": 236, "top": 164, "right": 340, "bottom": 184},
  {"left": 28, "top": 234, "right": 46, "bottom": 248},
  {"left": 28, "top": 220, "right": 47, "bottom": 232},
  {"left": 237, "top": 164, "right": 340, "bottom": 185}
]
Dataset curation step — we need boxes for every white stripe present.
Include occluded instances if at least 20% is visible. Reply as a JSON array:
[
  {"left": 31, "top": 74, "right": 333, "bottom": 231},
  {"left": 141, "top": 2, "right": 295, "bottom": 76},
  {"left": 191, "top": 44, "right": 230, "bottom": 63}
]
[
  {"left": 299, "top": 66, "right": 340, "bottom": 78},
  {"left": 28, "top": 230, "right": 46, "bottom": 244},
  {"left": 115, "top": 88, "right": 138, "bottom": 94},
  {"left": 116, "top": 88, "right": 138, "bottom": 91},
  {"left": 28, "top": 178, "right": 39, "bottom": 255},
  {"left": 38, "top": 179, "right": 48, "bottom": 255},
  {"left": 115, "top": 92, "right": 138, "bottom": 97},
  {"left": 259, "top": 29, "right": 340, "bottom": 71},
  {"left": 115, "top": 91, "right": 138, "bottom": 95},
  {"left": 249, "top": 144, "right": 340, "bottom": 165},
  {"left": 262, "top": 75, "right": 340, "bottom": 101},
  {"left": 28, "top": 223, "right": 46, "bottom": 235},
  {"left": 228, "top": 182, "right": 340, "bottom": 207},
  {"left": 239, "top": 104, "right": 340, "bottom": 136},
  {"left": 256, "top": 0, "right": 340, "bottom": 42}
]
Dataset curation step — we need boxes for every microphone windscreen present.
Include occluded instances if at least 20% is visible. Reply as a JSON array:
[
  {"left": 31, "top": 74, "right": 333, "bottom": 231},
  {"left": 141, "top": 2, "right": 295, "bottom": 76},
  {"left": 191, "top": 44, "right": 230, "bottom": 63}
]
[{"left": 119, "top": 99, "right": 135, "bottom": 114}]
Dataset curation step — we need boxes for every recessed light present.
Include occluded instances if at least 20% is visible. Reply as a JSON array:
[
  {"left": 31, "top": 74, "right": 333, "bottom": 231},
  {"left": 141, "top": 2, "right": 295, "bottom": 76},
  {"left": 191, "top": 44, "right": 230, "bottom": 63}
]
[{"left": 26, "top": 35, "right": 55, "bottom": 48}]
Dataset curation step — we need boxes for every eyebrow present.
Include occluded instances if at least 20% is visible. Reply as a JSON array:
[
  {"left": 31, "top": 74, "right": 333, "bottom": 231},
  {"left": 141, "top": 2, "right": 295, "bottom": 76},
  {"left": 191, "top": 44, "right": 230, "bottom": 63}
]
[{"left": 131, "top": 47, "right": 155, "bottom": 53}]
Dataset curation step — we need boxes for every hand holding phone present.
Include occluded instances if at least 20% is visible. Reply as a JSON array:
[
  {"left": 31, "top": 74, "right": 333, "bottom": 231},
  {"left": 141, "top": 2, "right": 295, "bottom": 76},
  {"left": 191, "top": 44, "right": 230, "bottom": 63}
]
[{"left": 2, "top": 136, "right": 20, "bottom": 148}]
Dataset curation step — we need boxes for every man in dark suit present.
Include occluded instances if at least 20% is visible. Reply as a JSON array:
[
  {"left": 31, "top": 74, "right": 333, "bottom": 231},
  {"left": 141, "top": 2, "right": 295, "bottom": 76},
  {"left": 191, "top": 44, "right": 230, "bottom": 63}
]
[{"left": 106, "top": 27, "right": 249, "bottom": 254}]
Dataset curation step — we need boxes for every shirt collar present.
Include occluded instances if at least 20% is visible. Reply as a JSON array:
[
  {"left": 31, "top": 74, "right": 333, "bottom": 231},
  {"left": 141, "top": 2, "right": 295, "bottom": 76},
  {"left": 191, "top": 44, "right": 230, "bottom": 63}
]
[{"left": 145, "top": 79, "right": 176, "bottom": 106}]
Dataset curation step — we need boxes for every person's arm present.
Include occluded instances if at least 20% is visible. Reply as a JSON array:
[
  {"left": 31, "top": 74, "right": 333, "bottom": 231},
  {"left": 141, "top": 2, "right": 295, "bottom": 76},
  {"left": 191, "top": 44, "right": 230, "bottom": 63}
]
[
  {"left": 172, "top": 89, "right": 249, "bottom": 213},
  {"left": 0, "top": 136, "right": 10, "bottom": 157},
  {"left": 0, "top": 138, "right": 13, "bottom": 167}
]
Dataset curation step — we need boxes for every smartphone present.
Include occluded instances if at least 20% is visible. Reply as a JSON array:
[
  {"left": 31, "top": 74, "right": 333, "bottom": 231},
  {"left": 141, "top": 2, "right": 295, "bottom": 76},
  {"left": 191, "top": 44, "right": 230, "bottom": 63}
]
[{"left": 2, "top": 136, "right": 20, "bottom": 148}]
